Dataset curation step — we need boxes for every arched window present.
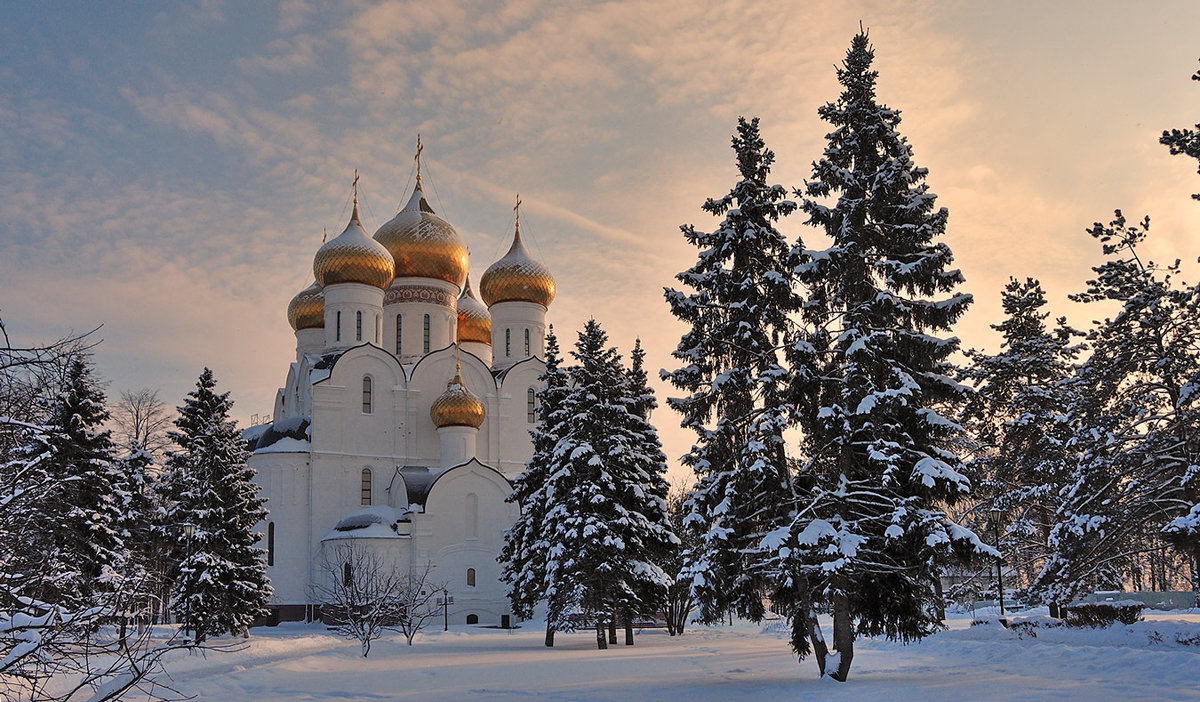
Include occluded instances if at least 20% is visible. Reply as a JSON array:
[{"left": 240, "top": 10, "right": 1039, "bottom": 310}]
[
  {"left": 524, "top": 329, "right": 531, "bottom": 356},
  {"left": 362, "top": 376, "right": 373, "bottom": 414},
  {"left": 527, "top": 387, "right": 536, "bottom": 423},
  {"left": 466, "top": 568, "right": 476, "bottom": 587},
  {"left": 466, "top": 493, "right": 478, "bottom": 538},
  {"left": 267, "top": 521, "right": 275, "bottom": 567},
  {"left": 423, "top": 314, "right": 431, "bottom": 353},
  {"left": 395, "top": 314, "right": 402, "bottom": 356},
  {"left": 356, "top": 310, "right": 363, "bottom": 341},
  {"left": 336, "top": 311, "right": 342, "bottom": 341},
  {"left": 376, "top": 314, "right": 381, "bottom": 344},
  {"left": 361, "top": 467, "right": 372, "bottom": 505},
  {"left": 343, "top": 562, "right": 353, "bottom": 587},
  {"left": 505, "top": 328, "right": 511, "bottom": 357},
  {"left": 466, "top": 613, "right": 479, "bottom": 625}
]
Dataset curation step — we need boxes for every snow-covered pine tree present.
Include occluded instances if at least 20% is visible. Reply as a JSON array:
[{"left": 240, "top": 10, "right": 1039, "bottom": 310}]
[
  {"left": 34, "top": 358, "right": 127, "bottom": 609},
  {"left": 614, "top": 338, "right": 676, "bottom": 644},
  {"left": 1160, "top": 60, "right": 1200, "bottom": 200},
  {"left": 499, "top": 326, "right": 571, "bottom": 646},
  {"left": 788, "top": 30, "right": 989, "bottom": 681},
  {"left": 959, "top": 278, "right": 1082, "bottom": 605},
  {"left": 662, "top": 117, "right": 800, "bottom": 631},
  {"left": 1037, "top": 212, "right": 1200, "bottom": 604},
  {"left": 542, "top": 321, "right": 675, "bottom": 649},
  {"left": 165, "top": 368, "right": 271, "bottom": 643}
]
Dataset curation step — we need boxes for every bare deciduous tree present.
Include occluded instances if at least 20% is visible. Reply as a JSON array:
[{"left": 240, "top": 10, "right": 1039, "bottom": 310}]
[
  {"left": 111, "top": 388, "right": 173, "bottom": 458},
  {"left": 311, "top": 543, "right": 445, "bottom": 655}
]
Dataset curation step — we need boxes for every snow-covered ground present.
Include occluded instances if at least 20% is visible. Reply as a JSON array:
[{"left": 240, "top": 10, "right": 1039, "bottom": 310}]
[{"left": 155, "top": 609, "right": 1200, "bottom": 701}]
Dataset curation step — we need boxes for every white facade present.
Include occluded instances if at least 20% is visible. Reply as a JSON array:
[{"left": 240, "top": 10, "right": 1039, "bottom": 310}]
[{"left": 250, "top": 176, "right": 554, "bottom": 626}]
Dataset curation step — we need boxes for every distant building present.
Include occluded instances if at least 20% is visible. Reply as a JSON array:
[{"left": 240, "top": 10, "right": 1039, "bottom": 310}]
[{"left": 247, "top": 161, "right": 554, "bottom": 626}]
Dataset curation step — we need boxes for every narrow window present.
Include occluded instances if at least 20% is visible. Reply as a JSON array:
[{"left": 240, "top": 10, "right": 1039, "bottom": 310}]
[
  {"left": 395, "top": 314, "right": 402, "bottom": 356},
  {"left": 375, "top": 314, "right": 380, "bottom": 344},
  {"left": 267, "top": 521, "right": 275, "bottom": 567},
  {"left": 423, "top": 314, "right": 431, "bottom": 353},
  {"left": 362, "top": 376, "right": 373, "bottom": 414},
  {"left": 466, "top": 568, "right": 476, "bottom": 587},
  {"left": 356, "top": 311, "right": 363, "bottom": 341},
  {"left": 466, "top": 613, "right": 478, "bottom": 624},
  {"left": 361, "top": 467, "right": 372, "bottom": 505},
  {"left": 528, "top": 388, "right": 537, "bottom": 422},
  {"left": 343, "top": 562, "right": 352, "bottom": 587},
  {"left": 524, "top": 329, "right": 530, "bottom": 356},
  {"left": 466, "top": 493, "right": 478, "bottom": 538},
  {"left": 336, "top": 311, "right": 342, "bottom": 341},
  {"left": 505, "top": 329, "right": 511, "bottom": 357}
]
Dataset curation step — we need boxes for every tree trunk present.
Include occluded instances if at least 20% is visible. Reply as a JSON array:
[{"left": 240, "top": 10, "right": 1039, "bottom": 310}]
[
  {"left": 933, "top": 575, "right": 946, "bottom": 622},
  {"left": 1049, "top": 600, "right": 1062, "bottom": 619},
  {"left": 596, "top": 620, "right": 608, "bottom": 649},
  {"left": 624, "top": 616, "right": 634, "bottom": 646},
  {"left": 545, "top": 621, "right": 555, "bottom": 647},
  {"left": 807, "top": 606, "right": 828, "bottom": 677},
  {"left": 608, "top": 618, "right": 617, "bottom": 644},
  {"left": 829, "top": 592, "right": 853, "bottom": 682}
]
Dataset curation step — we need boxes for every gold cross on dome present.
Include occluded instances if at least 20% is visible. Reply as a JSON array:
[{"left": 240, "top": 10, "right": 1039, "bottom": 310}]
[
  {"left": 415, "top": 135, "right": 423, "bottom": 179},
  {"left": 514, "top": 194, "right": 521, "bottom": 231}
]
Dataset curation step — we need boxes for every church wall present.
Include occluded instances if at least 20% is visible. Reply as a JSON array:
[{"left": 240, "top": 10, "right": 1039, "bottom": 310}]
[
  {"left": 251, "top": 452, "right": 312, "bottom": 605},
  {"left": 417, "top": 461, "right": 517, "bottom": 626},
  {"left": 494, "top": 359, "right": 544, "bottom": 477}
]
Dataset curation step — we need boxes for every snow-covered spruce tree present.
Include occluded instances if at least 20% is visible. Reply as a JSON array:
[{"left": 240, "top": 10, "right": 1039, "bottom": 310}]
[
  {"left": 1160, "top": 60, "right": 1200, "bottom": 200},
  {"left": 543, "top": 320, "right": 676, "bottom": 649},
  {"left": 787, "top": 30, "right": 990, "bottom": 681},
  {"left": 1037, "top": 212, "right": 1200, "bottom": 604},
  {"left": 32, "top": 357, "right": 127, "bottom": 610},
  {"left": 499, "top": 326, "right": 571, "bottom": 647},
  {"left": 615, "top": 338, "right": 676, "bottom": 645},
  {"left": 959, "top": 278, "right": 1083, "bottom": 605},
  {"left": 662, "top": 117, "right": 803, "bottom": 639},
  {"left": 165, "top": 368, "right": 271, "bottom": 644}
]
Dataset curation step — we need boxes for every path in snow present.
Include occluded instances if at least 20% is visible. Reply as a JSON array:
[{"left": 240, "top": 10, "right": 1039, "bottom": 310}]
[{"left": 165, "top": 611, "right": 1200, "bottom": 701}]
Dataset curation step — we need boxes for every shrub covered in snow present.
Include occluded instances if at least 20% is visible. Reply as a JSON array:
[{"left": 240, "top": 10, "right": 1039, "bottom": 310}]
[{"left": 1064, "top": 601, "right": 1144, "bottom": 628}]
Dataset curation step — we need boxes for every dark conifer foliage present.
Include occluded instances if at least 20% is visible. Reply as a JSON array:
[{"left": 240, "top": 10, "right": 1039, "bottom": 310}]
[
  {"left": 1037, "top": 212, "right": 1200, "bottom": 603},
  {"left": 960, "top": 278, "right": 1083, "bottom": 594},
  {"left": 500, "top": 327, "right": 571, "bottom": 645},
  {"left": 663, "top": 116, "right": 800, "bottom": 629},
  {"left": 34, "top": 358, "right": 126, "bottom": 608},
  {"left": 1160, "top": 61, "right": 1200, "bottom": 200},
  {"left": 784, "top": 29, "right": 988, "bottom": 681},
  {"left": 165, "top": 368, "right": 271, "bottom": 643}
]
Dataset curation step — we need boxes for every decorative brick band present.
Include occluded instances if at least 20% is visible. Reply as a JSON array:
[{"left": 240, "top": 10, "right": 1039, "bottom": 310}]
[{"left": 384, "top": 285, "right": 456, "bottom": 308}]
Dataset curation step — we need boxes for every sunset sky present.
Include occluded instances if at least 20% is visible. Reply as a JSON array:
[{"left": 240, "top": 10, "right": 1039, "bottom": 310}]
[{"left": 2, "top": 1, "right": 1198, "bottom": 478}]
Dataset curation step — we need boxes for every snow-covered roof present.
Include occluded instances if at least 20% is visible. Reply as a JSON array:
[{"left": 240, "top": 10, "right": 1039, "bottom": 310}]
[
  {"left": 322, "top": 505, "right": 409, "bottom": 541},
  {"left": 253, "top": 416, "right": 311, "bottom": 453}
]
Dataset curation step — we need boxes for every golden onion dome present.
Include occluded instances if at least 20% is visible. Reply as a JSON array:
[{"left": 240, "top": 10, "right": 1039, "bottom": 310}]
[
  {"left": 430, "top": 374, "right": 485, "bottom": 429},
  {"left": 457, "top": 274, "right": 492, "bottom": 345},
  {"left": 373, "top": 178, "right": 469, "bottom": 287},
  {"left": 480, "top": 219, "right": 554, "bottom": 308},
  {"left": 313, "top": 203, "right": 395, "bottom": 289},
  {"left": 287, "top": 281, "right": 325, "bottom": 331}
]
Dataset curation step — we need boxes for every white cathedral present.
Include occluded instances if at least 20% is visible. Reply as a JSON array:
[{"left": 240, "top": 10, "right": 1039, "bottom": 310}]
[{"left": 246, "top": 165, "right": 554, "bottom": 627}]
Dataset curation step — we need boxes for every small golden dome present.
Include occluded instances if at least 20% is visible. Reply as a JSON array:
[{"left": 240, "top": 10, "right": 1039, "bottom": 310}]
[
  {"left": 374, "top": 179, "right": 469, "bottom": 287},
  {"left": 457, "top": 274, "right": 491, "bottom": 345},
  {"left": 314, "top": 203, "right": 395, "bottom": 289},
  {"left": 430, "top": 374, "right": 485, "bottom": 429},
  {"left": 287, "top": 281, "right": 325, "bottom": 330},
  {"left": 479, "top": 224, "right": 555, "bottom": 308}
]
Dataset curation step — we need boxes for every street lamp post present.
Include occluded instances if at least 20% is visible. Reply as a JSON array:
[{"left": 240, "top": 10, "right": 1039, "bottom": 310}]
[
  {"left": 442, "top": 590, "right": 454, "bottom": 631},
  {"left": 990, "top": 508, "right": 1005, "bottom": 617},
  {"left": 182, "top": 523, "right": 195, "bottom": 640}
]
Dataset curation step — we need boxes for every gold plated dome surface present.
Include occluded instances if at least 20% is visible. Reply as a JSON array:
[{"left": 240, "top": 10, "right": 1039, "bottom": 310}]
[
  {"left": 430, "top": 374, "right": 485, "bottom": 428},
  {"left": 374, "top": 181, "right": 469, "bottom": 286},
  {"left": 456, "top": 275, "right": 492, "bottom": 345},
  {"left": 287, "top": 281, "right": 325, "bottom": 330},
  {"left": 479, "top": 227, "right": 555, "bottom": 307},
  {"left": 314, "top": 206, "right": 395, "bottom": 289}
]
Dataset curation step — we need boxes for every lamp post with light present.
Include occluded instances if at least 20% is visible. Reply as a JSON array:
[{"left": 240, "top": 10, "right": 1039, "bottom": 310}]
[
  {"left": 182, "top": 523, "right": 195, "bottom": 640},
  {"left": 990, "top": 508, "right": 1005, "bottom": 618}
]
